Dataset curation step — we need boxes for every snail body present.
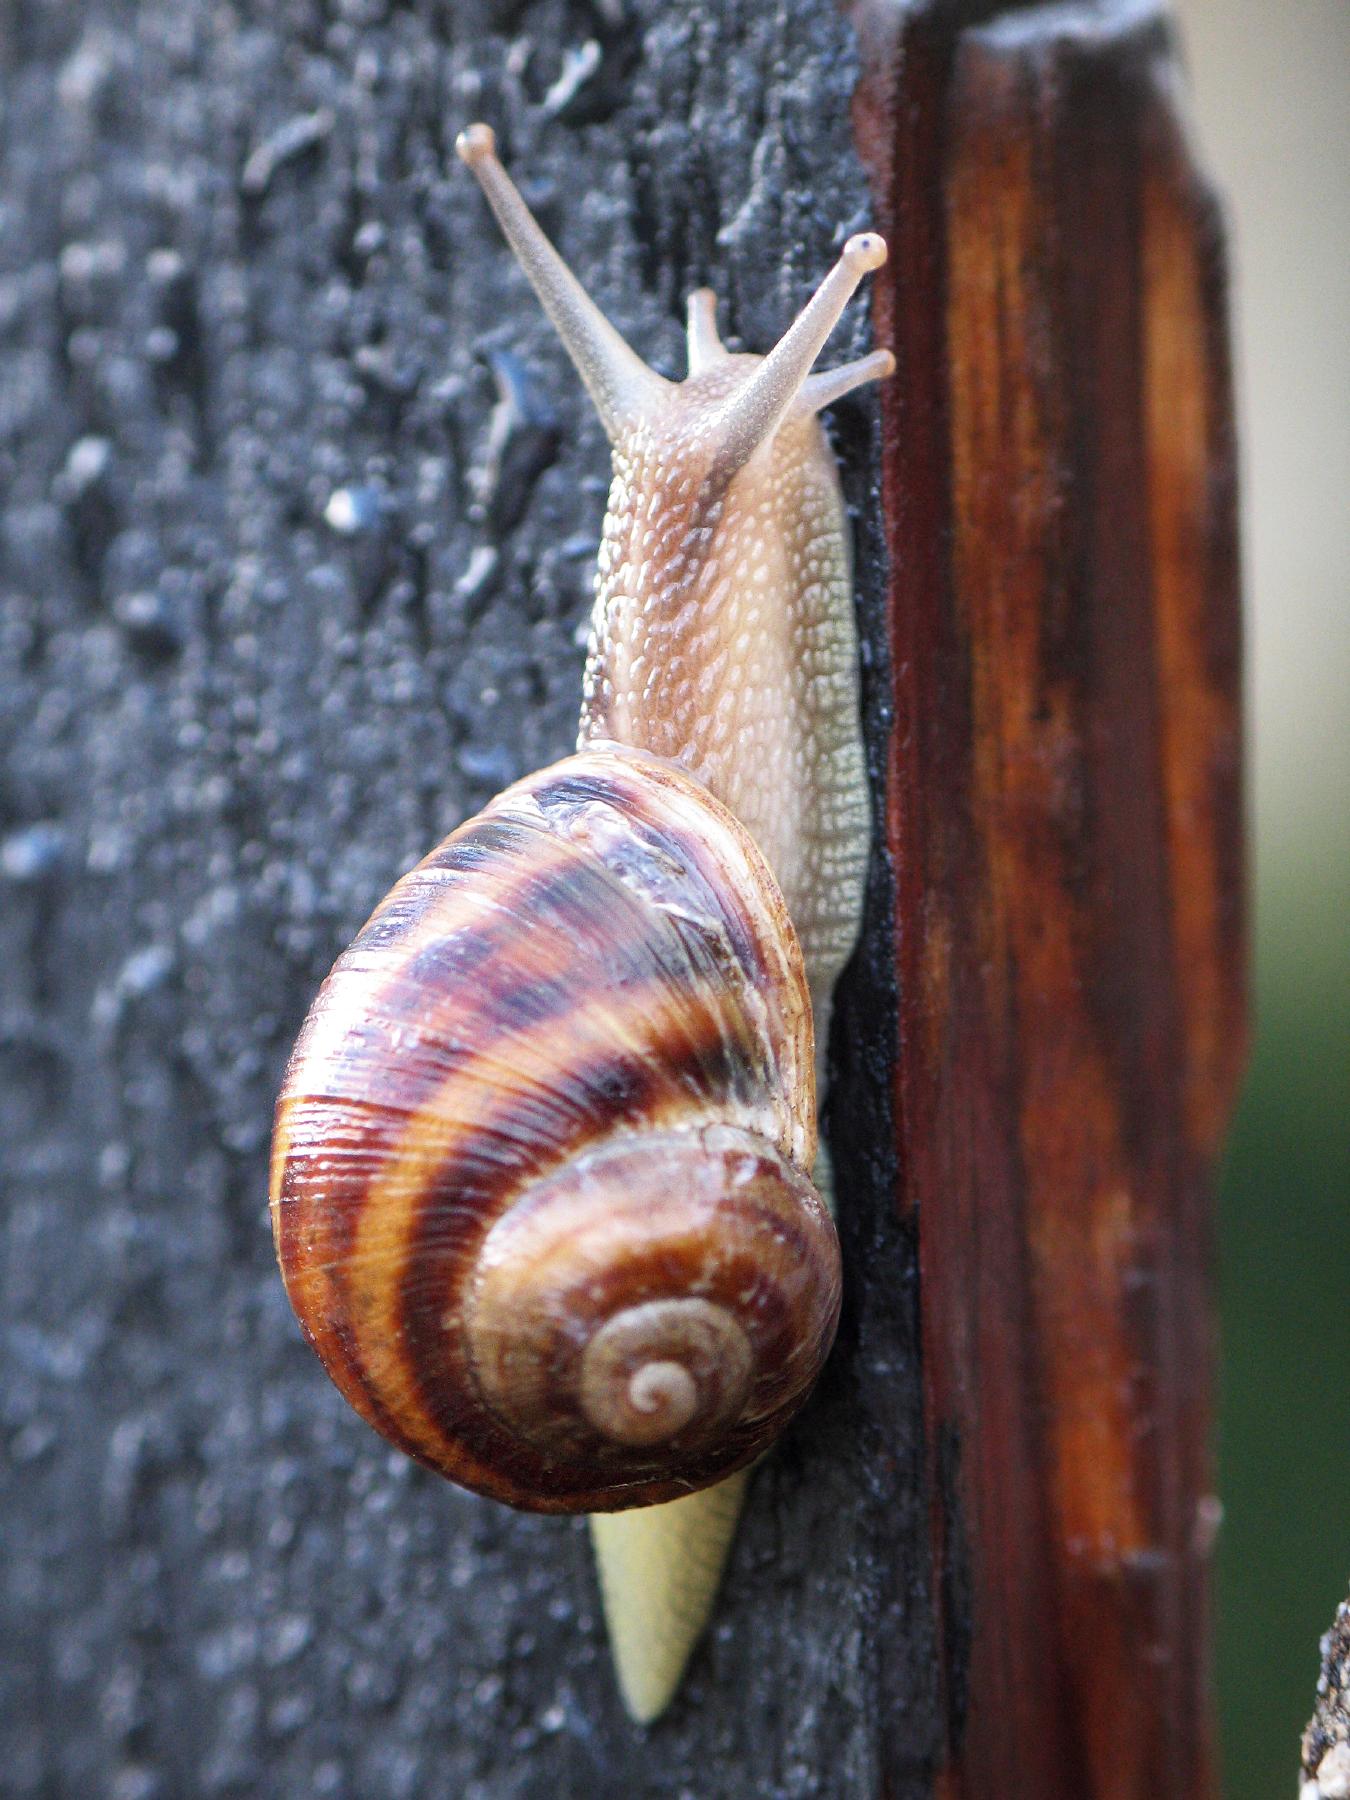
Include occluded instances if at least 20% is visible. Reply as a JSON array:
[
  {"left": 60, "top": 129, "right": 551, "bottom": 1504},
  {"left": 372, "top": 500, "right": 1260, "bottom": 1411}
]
[{"left": 270, "top": 124, "right": 892, "bottom": 1720}]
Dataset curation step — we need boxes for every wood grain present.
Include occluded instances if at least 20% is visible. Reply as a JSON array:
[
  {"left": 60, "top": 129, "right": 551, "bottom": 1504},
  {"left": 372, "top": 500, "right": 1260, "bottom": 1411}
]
[{"left": 853, "top": 3, "right": 1245, "bottom": 1793}]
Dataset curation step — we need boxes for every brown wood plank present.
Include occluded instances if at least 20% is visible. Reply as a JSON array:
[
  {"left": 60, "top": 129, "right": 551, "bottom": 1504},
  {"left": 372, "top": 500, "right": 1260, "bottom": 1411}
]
[{"left": 853, "top": 4, "right": 1246, "bottom": 1793}]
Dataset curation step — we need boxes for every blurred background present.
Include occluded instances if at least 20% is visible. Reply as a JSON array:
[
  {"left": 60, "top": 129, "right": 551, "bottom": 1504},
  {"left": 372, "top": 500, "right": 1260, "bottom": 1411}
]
[{"left": 1175, "top": 0, "right": 1349, "bottom": 1792}]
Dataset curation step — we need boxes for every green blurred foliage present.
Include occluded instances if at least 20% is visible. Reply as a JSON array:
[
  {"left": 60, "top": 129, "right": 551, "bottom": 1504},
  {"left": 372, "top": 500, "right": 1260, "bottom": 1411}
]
[{"left": 1218, "top": 879, "right": 1350, "bottom": 1797}]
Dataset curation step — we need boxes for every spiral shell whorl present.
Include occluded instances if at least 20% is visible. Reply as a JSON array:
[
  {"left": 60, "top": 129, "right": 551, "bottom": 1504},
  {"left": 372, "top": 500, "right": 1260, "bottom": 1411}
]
[
  {"left": 270, "top": 748, "right": 838, "bottom": 1512},
  {"left": 463, "top": 1126, "right": 837, "bottom": 1484}
]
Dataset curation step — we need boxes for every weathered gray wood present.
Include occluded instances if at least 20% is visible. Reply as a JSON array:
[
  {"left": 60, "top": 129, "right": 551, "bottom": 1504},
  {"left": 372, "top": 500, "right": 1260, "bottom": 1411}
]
[{"left": 0, "top": 4, "right": 925, "bottom": 1796}]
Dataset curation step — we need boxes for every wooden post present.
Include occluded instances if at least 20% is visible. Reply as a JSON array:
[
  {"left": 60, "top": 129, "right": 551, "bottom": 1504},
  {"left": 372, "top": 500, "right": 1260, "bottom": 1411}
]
[
  {"left": 853, "top": 2, "right": 1246, "bottom": 1793},
  {"left": 0, "top": 4, "right": 1242, "bottom": 1792}
]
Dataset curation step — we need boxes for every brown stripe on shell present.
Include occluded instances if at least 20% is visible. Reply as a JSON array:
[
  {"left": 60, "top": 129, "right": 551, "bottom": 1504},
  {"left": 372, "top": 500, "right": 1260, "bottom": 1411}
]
[
  {"left": 458, "top": 1126, "right": 841, "bottom": 1508},
  {"left": 271, "top": 748, "right": 828, "bottom": 1511},
  {"left": 272, "top": 1094, "right": 443, "bottom": 1470},
  {"left": 352, "top": 823, "right": 797, "bottom": 1498},
  {"left": 394, "top": 1021, "right": 765, "bottom": 1505},
  {"left": 273, "top": 809, "right": 693, "bottom": 1303},
  {"left": 522, "top": 754, "right": 785, "bottom": 1016},
  {"left": 279, "top": 820, "right": 654, "bottom": 1120},
  {"left": 276, "top": 823, "right": 723, "bottom": 1483}
]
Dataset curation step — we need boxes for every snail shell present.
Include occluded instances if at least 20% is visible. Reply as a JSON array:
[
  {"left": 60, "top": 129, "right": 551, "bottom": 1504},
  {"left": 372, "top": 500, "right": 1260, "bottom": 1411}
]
[{"left": 271, "top": 745, "right": 842, "bottom": 1513}]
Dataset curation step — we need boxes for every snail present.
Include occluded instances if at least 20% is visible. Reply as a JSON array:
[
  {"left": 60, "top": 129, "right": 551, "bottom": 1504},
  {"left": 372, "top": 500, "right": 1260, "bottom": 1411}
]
[{"left": 270, "top": 122, "right": 893, "bottom": 1722}]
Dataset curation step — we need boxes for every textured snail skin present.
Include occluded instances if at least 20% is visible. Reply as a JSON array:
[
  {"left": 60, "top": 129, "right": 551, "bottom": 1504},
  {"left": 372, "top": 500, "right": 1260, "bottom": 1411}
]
[
  {"left": 458, "top": 123, "right": 890, "bottom": 1092},
  {"left": 272, "top": 124, "right": 891, "bottom": 1723},
  {"left": 581, "top": 364, "right": 875, "bottom": 1093}
]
